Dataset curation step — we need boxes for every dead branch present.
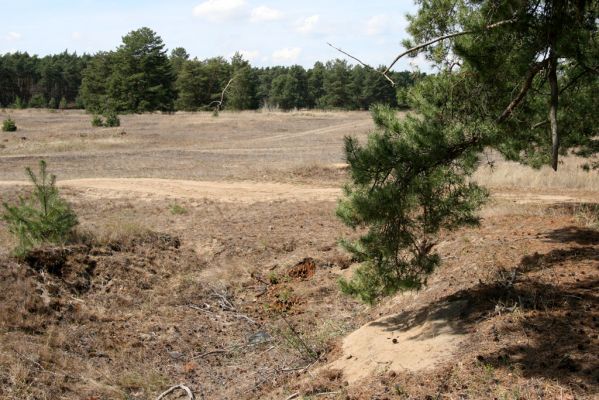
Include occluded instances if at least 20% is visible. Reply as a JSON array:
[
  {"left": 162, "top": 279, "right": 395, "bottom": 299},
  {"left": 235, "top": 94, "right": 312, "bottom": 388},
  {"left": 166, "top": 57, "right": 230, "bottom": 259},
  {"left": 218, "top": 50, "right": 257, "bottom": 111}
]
[
  {"left": 548, "top": 50, "right": 559, "bottom": 171},
  {"left": 532, "top": 120, "right": 549, "bottom": 129},
  {"left": 329, "top": 18, "right": 515, "bottom": 86},
  {"left": 326, "top": 43, "right": 395, "bottom": 86},
  {"left": 210, "top": 287, "right": 259, "bottom": 325},
  {"left": 284, "top": 393, "right": 300, "bottom": 400},
  {"left": 384, "top": 19, "right": 517, "bottom": 75},
  {"left": 281, "top": 315, "right": 319, "bottom": 362},
  {"left": 156, "top": 384, "right": 195, "bottom": 400},
  {"left": 209, "top": 77, "right": 235, "bottom": 113},
  {"left": 497, "top": 59, "right": 549, "bottom": 123}
]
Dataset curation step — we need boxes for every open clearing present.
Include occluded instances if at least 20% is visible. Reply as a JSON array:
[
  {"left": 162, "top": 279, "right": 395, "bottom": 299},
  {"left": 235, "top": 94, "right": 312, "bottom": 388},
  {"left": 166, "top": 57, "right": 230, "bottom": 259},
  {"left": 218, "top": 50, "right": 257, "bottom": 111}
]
[{"left": 0, "top": 110, "right": 597, "bottom": 399}]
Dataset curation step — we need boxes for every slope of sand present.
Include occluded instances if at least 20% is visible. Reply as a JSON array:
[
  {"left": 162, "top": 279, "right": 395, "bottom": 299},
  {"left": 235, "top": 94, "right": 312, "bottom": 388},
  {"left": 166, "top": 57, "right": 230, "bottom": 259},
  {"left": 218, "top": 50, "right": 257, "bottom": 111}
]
[{"left": 325, "top": 300, "right": 469, "bottom": 383}]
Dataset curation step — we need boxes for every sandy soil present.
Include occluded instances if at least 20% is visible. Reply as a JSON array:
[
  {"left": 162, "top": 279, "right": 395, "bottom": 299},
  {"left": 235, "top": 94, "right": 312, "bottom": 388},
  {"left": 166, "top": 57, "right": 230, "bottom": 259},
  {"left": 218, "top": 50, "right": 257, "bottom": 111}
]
[{"left": 324, "top": 300, "right": 469, "bottom": 383}]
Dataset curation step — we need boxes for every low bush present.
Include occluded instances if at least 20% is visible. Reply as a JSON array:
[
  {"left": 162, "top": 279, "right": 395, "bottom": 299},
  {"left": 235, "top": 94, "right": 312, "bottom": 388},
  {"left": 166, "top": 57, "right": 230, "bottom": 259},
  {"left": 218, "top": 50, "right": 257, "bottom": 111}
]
[
  {"left": 2, "top": 117, "right": 17, "bottom": 132},
  {"left": 91, "top": 115, "right": 104, "bottom": 127},
  {"left": 29, "top": 94, "right": 47, "bottom": 108},
  {"left": 169, "top": 203, "right": 188, "bottom": 215},
  {"left": 104, "top": 112, "right": 120, "bottom": 127},
  {"left": 91, "top": 113, "right": 120, "bottom": 127},
  {"left": 59, "top": 97, "right": 68, "bottom": 110},
  {"left": 1, "top": 160, "right": 78, "bottom": 257}
]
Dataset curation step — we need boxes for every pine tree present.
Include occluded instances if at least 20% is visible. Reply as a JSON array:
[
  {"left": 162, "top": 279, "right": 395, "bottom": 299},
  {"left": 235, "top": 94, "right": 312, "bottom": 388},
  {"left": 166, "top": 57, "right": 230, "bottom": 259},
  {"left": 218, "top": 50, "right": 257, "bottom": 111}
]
[
  {"left": 338, "top": 0, "right": 598, "bottom": 302},
  {"left": 269, "top": 73, "right": 305, "bottom": 110},
  {"left": 226, "top": 53, "right": 258, "bottom": 110},
  {"left": 107, "top": 27, "right": 176, "bottom": 112},
  {"left": 2, "top": 161, "right": 78, "bottom": 256},
  {"left": 79, "top": 52, "right": 115, "bottom": 113}
]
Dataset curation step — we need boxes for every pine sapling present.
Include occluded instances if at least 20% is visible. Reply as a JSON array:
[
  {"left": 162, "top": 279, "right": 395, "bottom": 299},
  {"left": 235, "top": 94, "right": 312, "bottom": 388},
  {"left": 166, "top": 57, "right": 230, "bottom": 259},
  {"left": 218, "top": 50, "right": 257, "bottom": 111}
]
[{"left": 2, "top": 160, "right": 78, "bottom": 256}]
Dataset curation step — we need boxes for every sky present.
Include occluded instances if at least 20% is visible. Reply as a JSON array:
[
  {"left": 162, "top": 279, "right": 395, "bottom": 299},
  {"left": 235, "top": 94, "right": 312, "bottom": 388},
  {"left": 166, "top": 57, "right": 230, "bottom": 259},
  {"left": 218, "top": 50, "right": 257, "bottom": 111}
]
[{"left": 0, "top": 0, "right": 428, "bottom": 71}]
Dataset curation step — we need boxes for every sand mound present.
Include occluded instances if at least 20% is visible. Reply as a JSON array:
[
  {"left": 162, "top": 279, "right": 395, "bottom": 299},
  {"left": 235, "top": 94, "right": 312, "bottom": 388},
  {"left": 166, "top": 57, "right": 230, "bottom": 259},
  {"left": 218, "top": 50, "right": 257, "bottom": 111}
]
[{"left": 325, "top": 300, "right": 468, "bottom": 383}]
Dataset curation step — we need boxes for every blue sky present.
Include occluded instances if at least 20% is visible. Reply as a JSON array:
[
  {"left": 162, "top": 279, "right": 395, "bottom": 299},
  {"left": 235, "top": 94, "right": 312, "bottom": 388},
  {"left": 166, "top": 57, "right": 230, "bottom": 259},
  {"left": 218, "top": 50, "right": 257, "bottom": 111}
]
[{"left": 0, "top": 0, "right": 427, "bottom": 71}]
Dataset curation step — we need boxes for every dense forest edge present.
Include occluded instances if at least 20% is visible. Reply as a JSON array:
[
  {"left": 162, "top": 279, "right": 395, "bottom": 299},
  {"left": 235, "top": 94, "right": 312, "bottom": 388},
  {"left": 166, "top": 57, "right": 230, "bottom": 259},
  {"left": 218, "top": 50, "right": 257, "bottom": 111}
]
[{"left": 0, "top": 27, "right": 423, "bottom": 113}]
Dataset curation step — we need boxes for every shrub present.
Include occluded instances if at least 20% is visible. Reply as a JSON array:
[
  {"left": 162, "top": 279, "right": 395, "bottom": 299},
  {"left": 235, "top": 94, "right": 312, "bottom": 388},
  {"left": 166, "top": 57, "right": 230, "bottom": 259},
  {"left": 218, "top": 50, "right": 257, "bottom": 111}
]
[
  {"left": 91, "top": 113, "right": 120, "bottom": 127},
  {"left": 104, "top": 112, "right": 120, "bottom": 127},
  {"left": 169, "top": 203, "right": 188, "bottom": 215},
  {"left": 1, "top": 160, "right": 78, "bottom": 256},
  {"left": 48, "top": 97, "right": 57, "bottom": 109},
  {"left": 91, "top": 115, "right": 104, "bottom": 127},
  {"left": 29, "top": 94, "right": 47, "bottom": 108},
  {"left": 12, "top": 96, "right": 25, "bottom": 109},
  {"left": 59, "top": 97, "right": 68, "bottom": 110},
  {"left": 2, "top": 117, "right": 17, "bottom": 132}
]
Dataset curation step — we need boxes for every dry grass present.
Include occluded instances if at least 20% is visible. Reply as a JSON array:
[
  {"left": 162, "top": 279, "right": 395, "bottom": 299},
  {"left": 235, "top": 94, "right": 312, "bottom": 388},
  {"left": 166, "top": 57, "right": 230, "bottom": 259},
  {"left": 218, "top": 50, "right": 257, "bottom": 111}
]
[{"left": 474, "top": 153, "right": 599, "bottom": 190}]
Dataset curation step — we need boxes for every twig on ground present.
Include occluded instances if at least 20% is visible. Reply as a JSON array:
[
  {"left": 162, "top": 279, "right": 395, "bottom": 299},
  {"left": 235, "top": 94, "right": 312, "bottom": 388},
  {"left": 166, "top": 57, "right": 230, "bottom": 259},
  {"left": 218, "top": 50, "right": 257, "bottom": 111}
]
[
  {"left": 193, "top": 349, "right": 229, "bottom": 359},
  {"left": 284, "top": 393, "right": 300, "bottom": 400},
  {"left": 156, "top": 384, "right": 195, "bottom": 400}
]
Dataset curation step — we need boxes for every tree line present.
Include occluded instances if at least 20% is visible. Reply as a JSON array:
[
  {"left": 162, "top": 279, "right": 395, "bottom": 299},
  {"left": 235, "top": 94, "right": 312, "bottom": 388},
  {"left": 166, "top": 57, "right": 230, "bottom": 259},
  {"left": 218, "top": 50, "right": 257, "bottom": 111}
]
[{"left": 0, "top": 27, "right": 423, "bottom": 113}]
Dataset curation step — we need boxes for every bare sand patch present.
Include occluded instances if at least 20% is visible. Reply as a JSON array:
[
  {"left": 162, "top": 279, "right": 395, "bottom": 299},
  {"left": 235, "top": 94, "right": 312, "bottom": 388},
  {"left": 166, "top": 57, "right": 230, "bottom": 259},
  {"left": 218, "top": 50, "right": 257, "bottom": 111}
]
[{"left": 324, "top": 300, "right": 468, "bottom": 383}]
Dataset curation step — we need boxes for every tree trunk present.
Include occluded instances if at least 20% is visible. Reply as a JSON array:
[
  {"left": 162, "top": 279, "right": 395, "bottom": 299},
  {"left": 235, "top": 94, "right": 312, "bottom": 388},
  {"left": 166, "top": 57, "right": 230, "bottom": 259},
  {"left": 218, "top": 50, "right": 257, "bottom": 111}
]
[{"left": 548, "top": 50, "right": 559, "bottom": 171}]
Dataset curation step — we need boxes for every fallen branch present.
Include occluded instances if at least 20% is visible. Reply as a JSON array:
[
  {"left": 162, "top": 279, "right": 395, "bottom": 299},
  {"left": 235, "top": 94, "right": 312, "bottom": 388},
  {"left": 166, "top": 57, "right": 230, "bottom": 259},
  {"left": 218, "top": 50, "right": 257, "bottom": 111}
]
[
  {"left": 156, "top": 384, "right": 195, "bottom": 400},
  {"left": 284, "top": 393, "right": 300, "bottom": 400}
]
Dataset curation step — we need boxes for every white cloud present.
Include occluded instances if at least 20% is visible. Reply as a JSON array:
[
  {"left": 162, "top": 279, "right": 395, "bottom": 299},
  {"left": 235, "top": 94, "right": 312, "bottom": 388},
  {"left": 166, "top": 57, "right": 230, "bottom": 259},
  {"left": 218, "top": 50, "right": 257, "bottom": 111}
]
[
  {"left": 250, "top": 6, "right": 282, "bottom": 22},
  {"left": 72, "top": 31, "right": 81, "bottom": 40},
  {"left": 366, "top": 15, "right": 389, "bottom": 36},
  {"left": 296, "top": 15, "right": 319, "bottom": 34},
  {"left": 231, "top": 49, "right": 260, "bottom": 61},
  {"left": 193, "top": 0, "right": 246, "bottom": 21},
  {"left": 5, "top": 32, "right": 22, "bottom": 41},
  {"left": 272, "top": 47, "right": 301, "bottom": 63}
]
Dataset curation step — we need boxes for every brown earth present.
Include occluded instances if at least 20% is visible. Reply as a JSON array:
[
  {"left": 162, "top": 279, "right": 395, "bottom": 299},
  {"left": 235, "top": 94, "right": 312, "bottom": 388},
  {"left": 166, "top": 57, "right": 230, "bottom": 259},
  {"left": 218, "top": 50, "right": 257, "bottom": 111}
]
[{"left": 0, "top": 110, "right": 597, "bottom": 400}]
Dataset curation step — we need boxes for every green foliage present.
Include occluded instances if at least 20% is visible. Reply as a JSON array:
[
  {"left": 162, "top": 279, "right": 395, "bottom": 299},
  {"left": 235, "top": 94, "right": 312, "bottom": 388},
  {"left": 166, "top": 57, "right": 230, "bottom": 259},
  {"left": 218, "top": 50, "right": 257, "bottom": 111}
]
[
  {"left": 338, "top": 0, "right": 598, "bottom": 303},
  {"left": 226, "top": 53, "right": 258, "bottom": 110},
  {"left": 405, "top": 0, "right": 598, "bottom": 169},
  {"left": 11, "top": 96, "right": 25, "bottom": 109},
  {"left": 80, "top": 28, "right": 176, "bottom": 113},
  {"left": 28, "top": 94, "right": 46, "bottom": 108},
  {"left": 80, "top": 52, "right": 114, "bottom": 113},
  {"left": 168, "top": 203, "right": 188, "bottom": 215},
  {"left": 91, "top": 115, "right": 104, "bottom": 127},
  {"left": 1, "top": 161, "right": 78, "bottom": 256},
  {"left": 269, "top": 73, "right": 302, "bottom": 110},
  {"left": 2, "top": 117, "right": 17, "bottom": 132},
  {"left": 337, "top": 103, "right": 488, "bottom": 303},
  {"left": 91, "top": 113, "right": 120, "bottom": 127},
  {"left": 108, "top": 27, "right": 176, "bottom": 113},
  {"left": 0, "top": 51, "right": 89, "bottom": 108},
  {"left": 0, "top": 40, "right": 421, "bottom": 112},
  {"left": 104, "top": 112, "right": 120, "bottom": 127}
]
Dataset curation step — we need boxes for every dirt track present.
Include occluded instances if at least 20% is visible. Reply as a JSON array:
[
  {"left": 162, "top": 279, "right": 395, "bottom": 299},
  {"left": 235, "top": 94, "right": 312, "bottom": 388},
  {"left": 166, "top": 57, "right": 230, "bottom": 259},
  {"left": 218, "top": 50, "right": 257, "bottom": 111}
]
[{"left": 2, "top": 177, "right": 598, "bottom": 206}]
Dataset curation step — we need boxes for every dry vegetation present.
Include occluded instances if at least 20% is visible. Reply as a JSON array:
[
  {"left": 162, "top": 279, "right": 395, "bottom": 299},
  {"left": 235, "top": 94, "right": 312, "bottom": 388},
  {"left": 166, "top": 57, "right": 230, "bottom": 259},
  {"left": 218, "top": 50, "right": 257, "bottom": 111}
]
[{"left": 0, "top": 110, "right": 597, "bottom": 399}]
